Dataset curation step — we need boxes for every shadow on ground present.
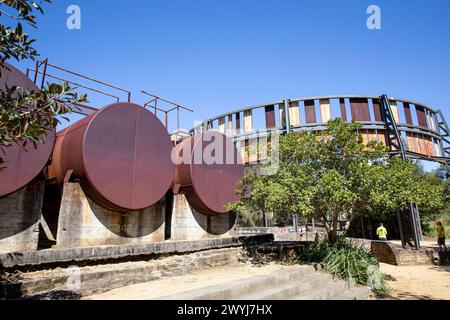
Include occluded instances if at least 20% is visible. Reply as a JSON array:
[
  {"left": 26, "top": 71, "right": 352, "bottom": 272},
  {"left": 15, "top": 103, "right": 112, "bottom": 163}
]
[{"left": 18, "top": 290, "right": 81, "bottom": 300}]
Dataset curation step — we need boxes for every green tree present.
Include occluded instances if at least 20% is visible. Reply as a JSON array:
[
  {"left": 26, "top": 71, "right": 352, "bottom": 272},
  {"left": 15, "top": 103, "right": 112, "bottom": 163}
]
[
  {"left": 0, "top": 0, "right": 50, "bottom": 69},
  {"left": 1, "top": 0, "right": 86, "bottom": 166},
  {"left": 229, "top": 119, "right": 445, "bottom": 242}
]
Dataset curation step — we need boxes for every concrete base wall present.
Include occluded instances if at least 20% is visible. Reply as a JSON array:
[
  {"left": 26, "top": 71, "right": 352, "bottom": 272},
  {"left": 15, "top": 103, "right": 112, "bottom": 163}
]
[
  {"left": 170, "top": 194, "right": 235, "bottom": 241},
  {"left": 350, "top": 238, "right": 436, "bottom": 265},
  {"left": 234, "top": 227, "right": 326, "bottom": 241},
  {"left": 55, "top": 182, "right": 165, "bottom": 249},
  {"left": 0, "top": 180, "right": 45, "bottom": 253}
]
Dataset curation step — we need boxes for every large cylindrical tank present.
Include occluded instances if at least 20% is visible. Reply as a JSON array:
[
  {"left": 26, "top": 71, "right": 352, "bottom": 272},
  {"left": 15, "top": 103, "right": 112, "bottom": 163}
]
[
  {"left": 172, "top": 131, "right": 244, "bottom": 215},
  {"left": 49, "top": 102, "right": 174, "bottom": 211},
  {"left": 0, "top": 63, "right": 56, "bottom": 197}
]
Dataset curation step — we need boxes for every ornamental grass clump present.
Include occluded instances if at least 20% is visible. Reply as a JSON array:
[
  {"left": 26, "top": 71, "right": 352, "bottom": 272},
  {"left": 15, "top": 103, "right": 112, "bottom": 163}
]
[{"left": 323, "top": 239, "right": 390, "bottom": 297}]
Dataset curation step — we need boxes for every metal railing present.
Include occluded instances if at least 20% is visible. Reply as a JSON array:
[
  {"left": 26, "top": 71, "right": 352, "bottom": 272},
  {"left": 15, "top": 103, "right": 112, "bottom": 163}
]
[
  {"left": 26, "top": 59, "right": 132, "bottom": 115},
  {"left": 141, "top": 91, "right": 193, "bottom": 136}
]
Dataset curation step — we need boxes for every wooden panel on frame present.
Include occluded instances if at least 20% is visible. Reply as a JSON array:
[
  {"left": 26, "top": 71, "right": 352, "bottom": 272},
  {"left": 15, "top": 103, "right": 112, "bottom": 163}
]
[
  {"left": 218, "top": 117, "right": 226, "bottom": 134},
  {"left": 235, "top": 112, "right": 241, "bottom": 135},
  {"left": 248, "top": 138, "right": 258, "bottom": 163},
  {"left": 406, "top": 133, "right": 416, "bottom": 153},
  {"left": 350, "top": 98, "right": 370, "bottom": 121},
  {"left": 403, "top": 102, "right": 413, "bottom": 125},
  {"left": 243, "top": 110, "right": 253, "bottom": 133},
  {"left": 240, "top": 140, "right": 249, "bottom": 164},
  {"left": 339, "top": 98, "right": 347, "bottom": 121},
  {"left": 418, "top": 136, "right": 428, "bottom": 155},
  {"left": 361, "top": 130, "right": 370, "bottom": 146},
  {"left": 434, "top": 140, "right": 441, "bottom": 157},
  {"left": 279, "top": 103, "right": 286, "bottom": 128},
  {"left": 416, "top": 106, "right": 428, "bottom": 128},
  {"left": 305, "top": 100, "right": 316, "bottom": 124},
  {"left": 427, "top": 113, "right": 436, "bottom": 130},
  {"left": 228, "top": 115, "right": 233, "bottom": 137},
  {"left": 289, "top": 101, "right": 300, "bottom": 127},
  {"left": 368, "top": 130, "right": 378, "bottom": 143},
  {"left": 390, "top": 101, "right": 400, "bottom": 123},
  {"left": 264, "top": 105, "right": 276, "bottom": 129},
  {"left": 377, "top": 131, "right": 386, "bottom": 146},
  {"left": 425, "top": 137, "right": 434, "bottom": 156},
  {"left": 319, "top": 99, "right": 332, "bottom": 123},
  {"left": 372, "top": 98, "right": 382, "bottom": 122}
]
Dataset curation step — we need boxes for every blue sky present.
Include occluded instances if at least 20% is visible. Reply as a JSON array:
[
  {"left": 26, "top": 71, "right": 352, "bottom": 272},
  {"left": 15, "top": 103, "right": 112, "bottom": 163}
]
[{"left": 8, "top": 0, "right": 450, "bottom": 169}]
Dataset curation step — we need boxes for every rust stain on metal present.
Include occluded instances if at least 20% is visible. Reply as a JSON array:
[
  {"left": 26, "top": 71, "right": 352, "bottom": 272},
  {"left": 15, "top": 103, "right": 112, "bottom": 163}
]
[{"left": 0, "top": 63, "right": 56, "bottom": 198}]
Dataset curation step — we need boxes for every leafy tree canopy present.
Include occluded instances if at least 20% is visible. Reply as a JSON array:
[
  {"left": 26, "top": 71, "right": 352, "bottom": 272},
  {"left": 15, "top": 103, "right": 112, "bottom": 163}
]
[{"left": 228, "top": 119, "right": 445, "bottom": 241}]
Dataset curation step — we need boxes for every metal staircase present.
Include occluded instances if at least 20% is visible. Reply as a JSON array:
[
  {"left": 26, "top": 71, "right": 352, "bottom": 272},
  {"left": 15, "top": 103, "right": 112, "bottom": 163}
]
[
  {"left": 435, "top": 110, "right": 450, "bottom": 178},
  {"left": 380, "top": 94, "right": 420, "bottom": 249},
  {"left": 380, "top": 94, "right": 406, "bottom": 160}
]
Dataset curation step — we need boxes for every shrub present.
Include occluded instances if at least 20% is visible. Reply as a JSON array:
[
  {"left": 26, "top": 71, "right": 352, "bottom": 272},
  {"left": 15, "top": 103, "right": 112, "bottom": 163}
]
[
  {"left": 298, "top": 239, "right": 330, "bottom": 263},
  {"left": 299, "top": 235, "right": 391, "bottom": 297},
  {"left": 324, "top": 244, "right": 390, "bottom": 297}
]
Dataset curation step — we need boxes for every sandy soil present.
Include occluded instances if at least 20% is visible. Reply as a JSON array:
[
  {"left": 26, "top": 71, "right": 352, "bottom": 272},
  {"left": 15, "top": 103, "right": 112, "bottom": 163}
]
[
  {"left": 379, "top": 263, "right": 450, "bottom": 300},
  {"left": 85, "top": 238, "right": 450, "bottom": 300},
  {"left": 85, "top": 262, "right": 296, "bottom": 300},
  {"left": 85, "top": 261, "right": 450, "bottom": 300}
]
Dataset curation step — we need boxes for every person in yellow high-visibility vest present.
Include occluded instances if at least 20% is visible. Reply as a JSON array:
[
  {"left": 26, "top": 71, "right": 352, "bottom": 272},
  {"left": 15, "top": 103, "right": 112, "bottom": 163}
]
[
  {"left": 436, "top": 220, "right": 447, "bottom": 252},
  {"left": 376, "top": 223, "right": 388, "bottom": 241}
]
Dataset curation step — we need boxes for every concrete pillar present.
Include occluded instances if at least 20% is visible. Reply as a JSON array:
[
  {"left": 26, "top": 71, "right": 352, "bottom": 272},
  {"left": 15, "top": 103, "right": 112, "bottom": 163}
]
[
  {"left": 0, "top": 179, "right": 45, "bottom": 253},
  {"left": 170, "top": 194, "right": 235, "bottom": 241},
  {"left": 55, "top": 182, "right": 165, "bottom": 249}
]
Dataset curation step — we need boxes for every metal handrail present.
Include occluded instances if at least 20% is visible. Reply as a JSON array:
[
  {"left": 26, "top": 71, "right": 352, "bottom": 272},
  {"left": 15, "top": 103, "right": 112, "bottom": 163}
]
[
  {"left": 141, "top": 90, "right": 194, "bottom": 131},
  {"left": 27, "top": 59, "right": 132, "bottom": 106},
  {"left": 30, "top": 70, "right": 121, "bottom": 101}
]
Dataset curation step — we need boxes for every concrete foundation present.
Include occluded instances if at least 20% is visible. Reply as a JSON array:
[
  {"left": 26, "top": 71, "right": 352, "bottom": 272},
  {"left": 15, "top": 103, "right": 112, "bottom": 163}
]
[
  {"left": 170, "top": 194, "right": 236, "bottom": 241},
  {"left": 55, "top": 182, "right": 165, "bottom": 249},
  {"left": 0, "top": 180, "right": 45, "bottom": 253}
]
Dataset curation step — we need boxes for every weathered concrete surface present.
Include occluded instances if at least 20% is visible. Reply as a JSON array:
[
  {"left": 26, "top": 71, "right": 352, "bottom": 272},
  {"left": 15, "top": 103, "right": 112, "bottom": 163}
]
[
  {"left": 0, "top": 180, "right": 45, "bottom": 253},
  {"left": 0, "top": 235, "right": 269, "bottom": 268},
  {"left": 350, "top": 238, "right": 435, "bottom": 265},
  {"left": 170, "top": 194, "right": 235, "bottom": 241},
  {"left": 0, "top": 247, "right": 242, "bottom": 299},
  {"left": 234, "top": 227, "right": 325, "bottom": 241},
  {"left": 55, "top": 182, "right": 165, "bottom": 249}
]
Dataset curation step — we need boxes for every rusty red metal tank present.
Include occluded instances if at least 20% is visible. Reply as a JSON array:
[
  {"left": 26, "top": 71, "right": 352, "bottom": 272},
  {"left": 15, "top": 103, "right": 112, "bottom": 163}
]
[
  {"left": 172, "top": 131, "right": 244, "bottom": 215},
  {"left": 0, "top": 63, "right": 56, "bottom": 198},
  {"left": 50, "top": 102, "right": 174, "bottom": 211}
]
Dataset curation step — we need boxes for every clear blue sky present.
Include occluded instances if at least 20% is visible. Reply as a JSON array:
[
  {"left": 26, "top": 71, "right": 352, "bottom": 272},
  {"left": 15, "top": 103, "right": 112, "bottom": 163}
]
[{"left": 10, "top": 0, "right": 450, "bottom": 169}]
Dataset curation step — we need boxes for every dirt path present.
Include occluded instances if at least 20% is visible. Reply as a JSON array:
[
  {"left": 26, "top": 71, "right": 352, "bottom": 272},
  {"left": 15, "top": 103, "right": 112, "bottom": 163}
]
[{"left": 379, "top": 263, "right": 450, "bottom": 300}]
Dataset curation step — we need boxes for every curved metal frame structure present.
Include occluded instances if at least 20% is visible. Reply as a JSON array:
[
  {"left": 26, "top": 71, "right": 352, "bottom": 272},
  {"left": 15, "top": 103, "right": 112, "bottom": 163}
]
[
  {"left": 192, "top": 94, "right": 450, "bottom": 249},
  {"left": 192, "top": 94, "right": 450, "bottom": 174}
]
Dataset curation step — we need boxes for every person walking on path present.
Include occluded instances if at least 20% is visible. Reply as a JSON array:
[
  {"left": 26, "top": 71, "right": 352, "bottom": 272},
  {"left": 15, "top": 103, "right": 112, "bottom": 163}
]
[
  {"left": 376, "top": 223, "right": 388, "bottom": 241},
  {"left": 436, "top": 220, "right": 447, "bottom": 252}
]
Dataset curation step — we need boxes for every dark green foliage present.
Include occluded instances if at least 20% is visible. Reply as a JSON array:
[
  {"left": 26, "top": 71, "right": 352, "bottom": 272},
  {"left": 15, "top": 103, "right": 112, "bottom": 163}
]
[
  {"left": 0, "top": 83, "right": 87, "bottom": 166},
  {"left": 298, "top": 235, "right": 390, "bottom": 296},
  {"left": 0, "top": 0, "right": 51, "bottom": 69},
  {"left": 228, "top": 119, "right": 446, "bottom": 242},
  {"left": 0, "top": 1, "right": 88, "bottom": 167},
  {"left": 298, "top": 239, "right": 330, "bottom": 263}
]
